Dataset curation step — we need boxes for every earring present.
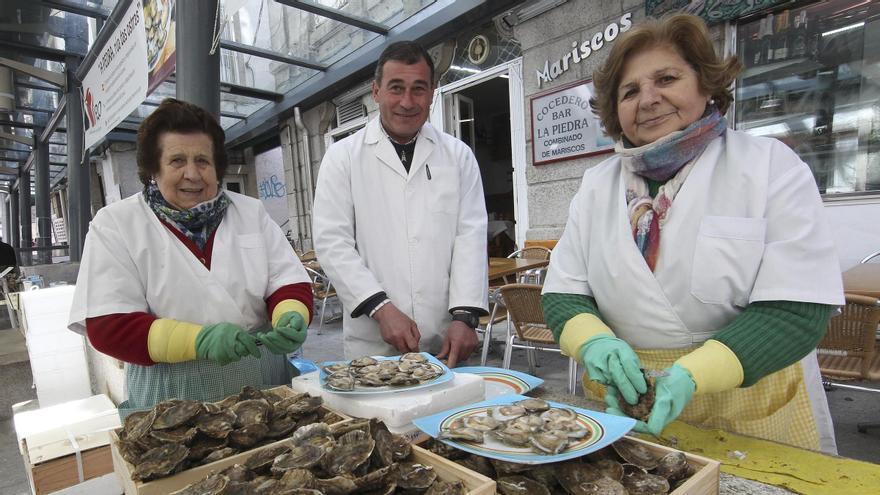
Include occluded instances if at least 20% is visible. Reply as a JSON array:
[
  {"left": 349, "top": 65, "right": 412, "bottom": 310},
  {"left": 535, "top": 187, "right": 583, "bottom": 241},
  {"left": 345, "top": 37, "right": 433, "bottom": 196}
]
[
  {"left": 709, "top": 98, "right": 716, "bottom": 105},
  {"left": 150, "top": 177, "right": 157, "bottom": 185}
]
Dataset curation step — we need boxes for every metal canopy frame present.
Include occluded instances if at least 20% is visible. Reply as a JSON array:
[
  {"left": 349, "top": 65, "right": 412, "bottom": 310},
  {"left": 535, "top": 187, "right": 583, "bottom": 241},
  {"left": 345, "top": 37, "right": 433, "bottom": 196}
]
[
  {"left": 275, "top": 0, "right": 390, "bottom": 35},
  {"left": 220, "top": 40, "right": 328, "bottom": 72}
]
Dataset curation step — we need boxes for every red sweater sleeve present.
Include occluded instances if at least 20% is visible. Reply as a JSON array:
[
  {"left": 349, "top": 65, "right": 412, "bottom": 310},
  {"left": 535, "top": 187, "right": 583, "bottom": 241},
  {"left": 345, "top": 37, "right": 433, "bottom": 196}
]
[
  {"left": 267, "top": 282, "right": 314, "bottom": 323},
  {"left": 86, "top": 312, "right": 157, "bottom": 366}
]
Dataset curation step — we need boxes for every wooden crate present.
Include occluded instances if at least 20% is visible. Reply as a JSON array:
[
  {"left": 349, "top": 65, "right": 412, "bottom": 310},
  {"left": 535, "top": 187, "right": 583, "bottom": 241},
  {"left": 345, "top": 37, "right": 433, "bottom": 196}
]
[
  {"left": 24, "top": 444, "right": 114, "bottom": 495},
  {"left": 411, "top": 444, "right": 496, "bottom": 495},
  {"left": 623, "top": 436, "right": 720, "bottom": 495},
  {"left": 111, "top": 386, "right": 349, "bottom": 495}
]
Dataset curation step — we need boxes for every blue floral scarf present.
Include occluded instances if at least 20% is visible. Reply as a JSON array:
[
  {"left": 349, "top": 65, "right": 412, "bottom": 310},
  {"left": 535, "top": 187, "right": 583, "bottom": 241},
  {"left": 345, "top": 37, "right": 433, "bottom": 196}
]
[{"left": 145, "top": 183, "right": 231, "bottom": 249}]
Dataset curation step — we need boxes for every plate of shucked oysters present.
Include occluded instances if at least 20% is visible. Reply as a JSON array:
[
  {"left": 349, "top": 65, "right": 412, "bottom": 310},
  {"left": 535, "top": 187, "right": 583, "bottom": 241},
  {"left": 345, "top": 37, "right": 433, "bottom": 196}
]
[
  {"left": 319, "top": 352, "right": 452, "bottom": 394},
  {"left": 413, "top": 394, "right": 636, "bottom": 464}
]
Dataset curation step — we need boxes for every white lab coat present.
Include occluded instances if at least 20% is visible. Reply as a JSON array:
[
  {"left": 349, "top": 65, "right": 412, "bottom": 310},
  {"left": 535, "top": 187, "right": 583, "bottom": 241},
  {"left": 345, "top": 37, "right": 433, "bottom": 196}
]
[
  {"left": 67, "top": 191, "right": 311, "bottom": 411},
  {"left": 69, "top": 191, "right": 310, "bottom": 333},
  {"left": 313, "top": 117, "right": 488, "bottom": 358},
  {"left": 543, "top": 129, "right": 844, "bottom": 451}
]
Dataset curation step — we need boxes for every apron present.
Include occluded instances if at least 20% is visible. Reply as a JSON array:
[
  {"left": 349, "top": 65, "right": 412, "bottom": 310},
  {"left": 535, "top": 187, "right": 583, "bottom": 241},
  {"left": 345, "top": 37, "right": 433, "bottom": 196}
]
[{"left": 582, "top": 348, "right": 827, "bottom": 452}]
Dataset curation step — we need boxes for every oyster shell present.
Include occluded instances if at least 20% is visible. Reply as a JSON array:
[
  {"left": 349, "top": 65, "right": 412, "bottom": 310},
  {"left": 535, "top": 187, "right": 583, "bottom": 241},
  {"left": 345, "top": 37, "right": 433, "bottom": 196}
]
[
  {"left": 228, "top": 423, "right": 270, "bottom": 449},
  {"left": 425, "top": 479, "right": 467, "bottom": 495},
  {"left": 272, "top": 444, "right": 327, "bottom": 473},
  {"left": 195, "top": 409, "right": 237, "bottom": 439},
  {"left": 529, "top": 431, "right": 569, "bottom": 455},
  {"left": 133, "top": 443, "right": 189, "bottom": 481},
  {"left": 321, "top": 431, "right": 375, "bottom": 475},
  {"left": 123, "top": 409, "right": 156, "bottom": 441},
  {"left": 514, "top": 398, "right": 550, "bottom": 413},
  {"left": 488, "top": 405, "right": 526, "bottom": 421},
  {"left": 613, "top": 441, "right": 659, "bottom": 470},
  {"left": 220, "top": 463, "right": 254, "bottom": 483},
  {"left": 244, "top": 443, "right": 292, "bottom": 472},
  {"left": 266, "top": 414, "right": 298, "bottom": 438},
  {"left": 169, "top": 473, "right": 228, "bottom": 495},
  {"left": 620, "top": 371, "right": 657, "bottom": 422},
  {"left": 187, "top": 436, "right": 227, "bottom": 462},
  {"left": 231, "top": 399, "right": 271, "bottom": 427},
  {"left": 396, "top": 461, "right": 437, "bottom": 490},
  {"left": 622, "top": 468, "right": 670, "bottom": 495},
  {"left": 239, "top": 385, "right": 265, "bottom": 401},
  {"left": 653, "top": 451, "right": 689, "bottom": 483},
  {"left": 153, "top": 400, "right": 203, "bottom": 430},
  {"left": 350, "top": 356, "right": 378, "bottom": 367},
  {"left": 199, "top": 447, "right": 238, "bottom": 466},
  {"left": 286, "top": 396, "right": 324, "bottom": 416},
  {"left": 400, "top": 352, "right": 428, "bottom": 363},
  {"left": 325, "top": 373, "right": 355, "bottom": 391},
  {"left": 149, "top": 425, "right": 197, "bottom": 444},
  {"left": 497, "top": 475, "right": 551, "bottom": 495}
]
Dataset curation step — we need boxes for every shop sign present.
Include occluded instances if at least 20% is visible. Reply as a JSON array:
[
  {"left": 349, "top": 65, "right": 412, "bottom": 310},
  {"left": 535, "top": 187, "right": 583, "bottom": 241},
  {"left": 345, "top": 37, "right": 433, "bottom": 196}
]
[
  {"left": 536, "top": 13, "right": 632, "bottom": 87},
  {"left": 531, "top": 79, "right": 613, "bottom": 165},
  {"left": 82, "top": 0, "right": 177, "bottom": 150},
  {"left": 646, "top": 0, "right": 786, "bottom": 25}
]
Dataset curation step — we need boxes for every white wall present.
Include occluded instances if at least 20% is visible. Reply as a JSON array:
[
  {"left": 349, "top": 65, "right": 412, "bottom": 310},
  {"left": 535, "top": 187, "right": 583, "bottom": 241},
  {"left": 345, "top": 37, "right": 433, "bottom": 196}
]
[{"left": 824, "top": 200, "right": 880, "bottom": 271}]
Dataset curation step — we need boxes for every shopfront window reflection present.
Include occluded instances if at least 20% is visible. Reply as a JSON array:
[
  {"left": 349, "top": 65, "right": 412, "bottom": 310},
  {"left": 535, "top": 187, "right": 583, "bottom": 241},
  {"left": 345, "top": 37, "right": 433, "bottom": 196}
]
[{"left": 735, "top": 0, "right": 880, "bottom": 195}]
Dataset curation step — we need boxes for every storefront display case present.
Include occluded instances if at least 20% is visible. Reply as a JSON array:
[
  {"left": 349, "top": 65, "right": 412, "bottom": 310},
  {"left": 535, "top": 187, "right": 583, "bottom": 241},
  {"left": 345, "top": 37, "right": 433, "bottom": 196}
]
[{"left": 734, "top": 0, "right": 880, "bottom": 195}]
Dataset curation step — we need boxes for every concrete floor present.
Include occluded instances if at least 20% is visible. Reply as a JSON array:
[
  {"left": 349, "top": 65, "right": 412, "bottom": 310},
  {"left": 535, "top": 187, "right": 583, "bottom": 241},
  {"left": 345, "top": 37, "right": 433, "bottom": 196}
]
[{"left": 1, "top": 316, "right": 877, "bottom": 495}]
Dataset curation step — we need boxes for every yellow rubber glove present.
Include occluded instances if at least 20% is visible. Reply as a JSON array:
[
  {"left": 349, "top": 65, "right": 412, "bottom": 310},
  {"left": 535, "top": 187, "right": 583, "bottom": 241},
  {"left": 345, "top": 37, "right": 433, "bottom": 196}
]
[{"left": 148, "top": 319, "right": 260, "bottom": 365}]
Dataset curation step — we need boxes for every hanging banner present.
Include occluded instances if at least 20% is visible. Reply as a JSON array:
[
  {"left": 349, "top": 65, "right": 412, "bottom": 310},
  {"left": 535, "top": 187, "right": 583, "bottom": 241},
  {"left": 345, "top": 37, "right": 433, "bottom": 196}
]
[
  {"left": 646, "top": 0, "right": 786, "bottom": 25},
  {"left": 531, "top": 79, "right": 613, "bottom": 166},
  {"left": 82, "top": 0, "right": 177, "bottom": 150}
]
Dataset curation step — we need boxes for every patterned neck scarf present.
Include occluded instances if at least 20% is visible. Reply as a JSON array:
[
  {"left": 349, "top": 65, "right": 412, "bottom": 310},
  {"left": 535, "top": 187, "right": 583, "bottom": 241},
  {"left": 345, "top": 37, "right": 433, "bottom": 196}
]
[
  {"left": 619, "top": 107, "right": 727, "bottom": 272},
  {"left": 145, "top": 182, "right": 231, "bottom": 250}
]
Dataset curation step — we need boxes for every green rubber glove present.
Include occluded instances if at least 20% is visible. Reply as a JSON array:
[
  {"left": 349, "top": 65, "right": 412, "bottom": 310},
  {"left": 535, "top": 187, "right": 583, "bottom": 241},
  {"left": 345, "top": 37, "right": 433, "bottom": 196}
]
[
  {"left": 579, "top": 334, "right": 647, "bottom": 405},
  {"left": 642, "top": 364, "right": 696, "bottom": 436},
  {"left": 256, "top": 312, "right": 307, "bottom": 355},
  {"left": 195, "top": 322, "right": 261, "bottom": 366}
]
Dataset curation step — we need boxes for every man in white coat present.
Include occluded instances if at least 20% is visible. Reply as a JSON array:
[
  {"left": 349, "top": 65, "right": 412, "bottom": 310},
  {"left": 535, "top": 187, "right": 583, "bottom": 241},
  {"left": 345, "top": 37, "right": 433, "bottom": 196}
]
[{"left": 313, "top": 41, "right": 489, "bottom": 367}]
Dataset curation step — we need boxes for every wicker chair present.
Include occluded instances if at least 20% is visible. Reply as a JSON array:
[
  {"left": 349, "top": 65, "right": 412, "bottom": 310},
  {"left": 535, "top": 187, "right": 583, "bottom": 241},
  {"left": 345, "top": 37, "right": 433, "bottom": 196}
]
[
  {"left": 498, "top": 283, "right": 578, "bottom": 394},
  {"left": 818, "top": 293, "right": 880, "bottom": 381},
  {"left": 818, "top": 293, "right": 880, "bottom": 433},
  {"left": 479, "top": 247, "right": 554, "bottom": 364},
  {"left": 304, "top": 266, "right": 337, "bottom": 335}
]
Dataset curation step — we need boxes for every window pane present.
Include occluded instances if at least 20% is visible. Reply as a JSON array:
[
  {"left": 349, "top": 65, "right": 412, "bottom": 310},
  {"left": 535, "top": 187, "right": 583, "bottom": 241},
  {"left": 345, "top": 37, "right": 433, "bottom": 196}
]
[{"left": 734, "top": 0, "right": 880, "bottom": 194}]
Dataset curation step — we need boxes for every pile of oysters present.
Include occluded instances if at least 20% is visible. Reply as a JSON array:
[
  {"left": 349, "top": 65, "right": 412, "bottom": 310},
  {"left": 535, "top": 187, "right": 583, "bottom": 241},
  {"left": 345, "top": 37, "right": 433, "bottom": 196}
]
[
  {"left": 425, "top": 436, "right": 694, "bottom": 494},
  {"left": 323, "top": 353, "right": 445, "bottom": 391},
  {"left": 172, "top": 419, "right": 465, "bottom": 495},
  {"left": 438, "top": 398, "right": 591, "bottom": 456},
  {"left": 117, "top": 386, "right": 343, "bottom": 482}
]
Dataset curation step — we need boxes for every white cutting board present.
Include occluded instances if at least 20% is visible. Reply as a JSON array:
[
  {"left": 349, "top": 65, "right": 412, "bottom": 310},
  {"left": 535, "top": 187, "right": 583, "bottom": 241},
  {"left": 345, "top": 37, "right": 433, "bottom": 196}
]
[{"left": 291, "top": 371, "right": 484, "bottom": 432}]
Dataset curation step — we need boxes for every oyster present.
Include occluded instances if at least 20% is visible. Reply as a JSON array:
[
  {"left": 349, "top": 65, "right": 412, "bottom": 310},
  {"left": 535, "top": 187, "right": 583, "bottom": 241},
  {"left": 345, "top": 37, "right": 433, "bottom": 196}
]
[
  {"left": 350, "top": 356, "right": 378, "bottom": 367},
  {"left": 613, "top": 441, "right": 659, "bottom": 470},
  {"left": 123, "top": 409, "right": 156, "bottom": 441},
  {"left": 529, "top": 431, "right": 569, "bottom": 455},
  {"left": 321, "top": 431, "right": 375, "bottom": 475},
  {"left": 620, "top": 371, "right": 657, "bottom": 422},
  {"left": 133, "top": 443, "right": 189, "bottom": 481},
  {"left": 653, "top": 451, "right": 689, "bottom": 483},
  {"left": 514, "top": 398, "right": 550, "bottom": 413},
  {"left": 622, "top": 468, "right": 670, "bottom": 495},
  {"left": 149, "top": 425, "right": 197, "bottom": 444},
  {"left": 438, "top": 423, "right": 484, "bottom": 443},
  {"left": 497, "top": 475, "right": 551, "bottom": 495},
  {"left": 200, "top": 447, "right": 238, "bottom": 466},
  {"left": 220, "top": 463, "right": 254, "bottom": 483},
  {"left": 272, "top": 444, "right": 327, "bottom": 472},
  {"left": 228, "top": 423, "right": 270, "bottom": 448},
  {"left": 425, "top": 479, "right": 467, "bottom": 495},
  {"left": 400, "top": 352, "right": 428, "bottom": 363},
  {"left": 325, "top": 373, "right": 355, "bottom": 391},
  {"left": 286, "top": 396, "right": 324, "bottom": 416},
  {"left": 313, "top": 474, "right": 358, "bottom": 494},
  {"left": 153, "top": 400, "right": 203, "bottom": 430},
  {"left": 187, "top": 436, "right": 228, "bottom": 462},
  {"left": 231, "top": 399, "right": 271, "bottom": 427},
  {"left": 169, "top": 473, "right": 228, "bottom": 495},
  {"left": 461, "top": 415, "right": 500, "bottom": 432},
  {"left": 276, "top": 468, "right": 316, "bottom": 489},
  {"left": 292, "top": 422, "right": 332, "bottom": 444},
  {"left": 396, "top": 462, "right": 437, "bottom": 490},
  {"left": 244, "top": 443, "right": 292, "bottom": 472},
  {"left": 322, "top": 363, "right": 350, "bottom": 374},
  {"left": 239, "top": 385, "right": 265, "bottom": 401},
  {"left": 194, "top": 409, "right": 237, "bottom": 439},
  {"left": 266, "top": 414, "right": 298, "bottom": 439},
  {"left": 455, "top": 454, "right": 495, "bottom": 478},
  {"left": 488, "top": 405, "right": 526, "bottom": 421}
]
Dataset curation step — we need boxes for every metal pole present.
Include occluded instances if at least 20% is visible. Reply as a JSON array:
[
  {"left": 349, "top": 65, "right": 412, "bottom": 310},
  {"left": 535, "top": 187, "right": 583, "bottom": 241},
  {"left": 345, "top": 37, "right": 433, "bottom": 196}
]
[
  {"left": 175, "top": 0, "right": 220, "bottom": 118},
  {"left": 18, "top": 168, "right": 31, "bottom": 266},
  {"left": 10, "top": 188, "right": 19, "bottom": 264},
  {"left": 66, "top": 57, "right": 89, "bottom": 261},
  {"left": 3, "top": 196, "right": 10, "bottom": 244},
  {"left": 34, "top": 126, "right": 52, "bottom": 264}
]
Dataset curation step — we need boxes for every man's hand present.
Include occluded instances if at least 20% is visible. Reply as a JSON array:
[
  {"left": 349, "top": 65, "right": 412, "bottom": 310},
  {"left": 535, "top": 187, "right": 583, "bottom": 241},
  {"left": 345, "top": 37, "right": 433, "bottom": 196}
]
[
  {"left": 436, "top": 321, "right": 478, "bottom": 368},
  {"left": 373, "top": 303, "right": 420, "bottom": 353}
]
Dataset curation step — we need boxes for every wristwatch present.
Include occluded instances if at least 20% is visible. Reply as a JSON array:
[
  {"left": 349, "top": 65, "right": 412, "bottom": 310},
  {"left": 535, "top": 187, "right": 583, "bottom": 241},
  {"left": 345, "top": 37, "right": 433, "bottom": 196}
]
[{"left": 451, "top": 310, "right": 480, "bottom": 329}]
